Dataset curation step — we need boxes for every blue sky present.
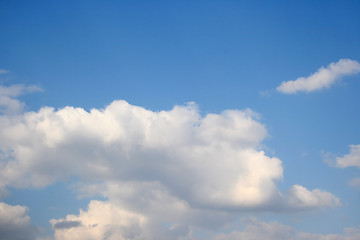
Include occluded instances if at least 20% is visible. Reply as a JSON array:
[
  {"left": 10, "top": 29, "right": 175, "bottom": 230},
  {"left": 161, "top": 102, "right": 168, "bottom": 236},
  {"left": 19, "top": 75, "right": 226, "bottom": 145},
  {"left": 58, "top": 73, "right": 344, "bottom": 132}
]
[{"left": 0, "top": 1, "right": 360, "bottom": 239}]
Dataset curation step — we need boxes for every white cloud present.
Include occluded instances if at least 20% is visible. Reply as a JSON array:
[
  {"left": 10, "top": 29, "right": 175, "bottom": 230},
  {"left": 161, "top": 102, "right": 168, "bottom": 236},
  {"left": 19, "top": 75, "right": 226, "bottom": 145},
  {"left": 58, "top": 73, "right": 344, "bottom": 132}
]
[
  {"left": 285, "top": 185, "right": 340, "bottom": 209},
  {"left": 51, "top": 204, "right": 360, "bottom": 240},
  {"left": 0, "top": 84, "right": 42, "bottom": 114},
  {"left": 51, "top": 200, "right": 149, "bottom": 240},
  {"left": 212, "top": 219, "right": 360, "bottom": 240},
  {"left": 277, "top": 59, "right": 360, "bottom": 94},
  {"left": 335, "top": 144, "right": 360, "bottom": 168},
  {"left": 0, "top": 97, "right": 338, "bottom": 212},
  {"left": 0, "top": 202, "right": 39, "bottom": 240},
  {"left": 0, "top": 85, "right": 342, "bottom": 239}
]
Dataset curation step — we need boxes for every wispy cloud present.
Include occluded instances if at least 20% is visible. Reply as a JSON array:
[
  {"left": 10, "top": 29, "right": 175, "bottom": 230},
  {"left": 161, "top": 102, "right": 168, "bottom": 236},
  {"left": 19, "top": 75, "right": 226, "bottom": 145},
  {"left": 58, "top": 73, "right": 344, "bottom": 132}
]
[
  {"left": 324, "top": 144, "right": 360, "bottom": 190},
  {"left": 277, "top": 59, "right": 360, "bottom": 94},
  {"left": 349, "top": 177, "right": 360, "bottom": 190},
  {"left": 0, "top": 84, "right": 42, "bottom": 114},
  {"left": 0, "top": 69, "right": 10, "bottom": 74}
]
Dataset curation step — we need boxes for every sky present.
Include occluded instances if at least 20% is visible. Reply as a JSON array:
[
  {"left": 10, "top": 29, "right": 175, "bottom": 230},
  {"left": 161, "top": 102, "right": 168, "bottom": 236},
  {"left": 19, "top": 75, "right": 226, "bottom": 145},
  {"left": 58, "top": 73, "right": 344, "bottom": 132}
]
[{"left": 0, "top": 0, "right": 360, "bottom": 239}]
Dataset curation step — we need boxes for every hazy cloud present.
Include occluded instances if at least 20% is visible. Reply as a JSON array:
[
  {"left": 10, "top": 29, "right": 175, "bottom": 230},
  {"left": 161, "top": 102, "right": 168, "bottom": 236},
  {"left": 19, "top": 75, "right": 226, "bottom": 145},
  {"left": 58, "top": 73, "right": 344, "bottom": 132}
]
[
  {"left": 0, "top": 69, "right": 9, "bottom": 74},
  {"left": 212, "top": 219, "right": 360, "bottom": 240},
  {"left": 277, "top": 59, "right": 360, "bottom": 94},
  {"left": 52, "top": 220, "right": 82, "bottom": 229},
  {"left": 348, "top": 177, "right": 360, "bottom": 190}
]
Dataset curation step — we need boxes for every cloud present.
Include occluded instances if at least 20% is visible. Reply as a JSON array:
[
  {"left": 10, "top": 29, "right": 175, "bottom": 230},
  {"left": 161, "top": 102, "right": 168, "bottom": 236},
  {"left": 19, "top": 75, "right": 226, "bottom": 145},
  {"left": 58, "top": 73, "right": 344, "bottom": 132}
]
[
  {"left": 212, "top": 219, "right": 360, "bottom": 240},
  {"left": 0, "top": 97, "right": 339, "bottom": 212},
  {"left": 277, "top": 59, "right": 360, "bottom": 94},
  {"left": 0, "top": 202, "right": 39, "bottom": 240},
  {"left": 50, "top": 200, "right": 148, "bottom": 240},
  {"left": 0, "top": 85, "right": 342, "bottom": 239},
  {"left": 285, "top": 185, "right": 340, "bottom": 209},
  {"left": 335, "top": 144, "right": 360, "bottom": 168},
  {"left": 50, "top": 204, "right": 360, "bottom": 240},
  {"left": 0, "top": 84, "right": 42, "bottom": 114}
]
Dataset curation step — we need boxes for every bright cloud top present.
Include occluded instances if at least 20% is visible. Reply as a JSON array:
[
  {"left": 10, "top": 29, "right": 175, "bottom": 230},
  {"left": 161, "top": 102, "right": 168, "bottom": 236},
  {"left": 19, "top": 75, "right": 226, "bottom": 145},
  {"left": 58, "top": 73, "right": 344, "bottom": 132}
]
[
  {"left": 277, "top": 59, "right": 360, "bottom": 94},
  {"left": 50, "top": 200, "right": 147, "bottom": 240}
]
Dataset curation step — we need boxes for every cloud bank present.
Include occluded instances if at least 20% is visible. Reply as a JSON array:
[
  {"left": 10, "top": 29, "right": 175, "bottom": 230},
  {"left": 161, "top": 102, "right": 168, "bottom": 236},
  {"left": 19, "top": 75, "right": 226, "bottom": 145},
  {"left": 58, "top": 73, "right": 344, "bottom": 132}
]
[
  {"left": 277, "top": 59, "right": 360, "bottom": 94},
  {"left": 213, "top": 218, "right": 360, "bottom": 240},
  {"left": 0, "top": 99, "right": 339, "bottom": 211},
  {"left": 51, "top": 201, "right": 358, "bottom": 240},
  {"left": 0, "top": 84, "right": 341, "bottom": 239}
]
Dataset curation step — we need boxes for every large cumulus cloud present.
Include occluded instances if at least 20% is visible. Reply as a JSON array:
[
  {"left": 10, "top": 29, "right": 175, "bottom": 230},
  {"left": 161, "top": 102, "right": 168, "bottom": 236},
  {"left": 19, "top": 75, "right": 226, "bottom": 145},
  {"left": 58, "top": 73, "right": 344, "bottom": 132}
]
[
  {"left": 0, "top": 99, "right": 339, "bottom": 210},
  {"left": 0, "top": 84, "right": 342, "bottom": 239}
]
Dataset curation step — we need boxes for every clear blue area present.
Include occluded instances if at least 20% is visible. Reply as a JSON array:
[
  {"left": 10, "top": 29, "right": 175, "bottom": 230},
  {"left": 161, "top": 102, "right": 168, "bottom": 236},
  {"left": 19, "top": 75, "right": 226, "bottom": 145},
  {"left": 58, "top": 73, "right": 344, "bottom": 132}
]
[{"left": 1, "top": 0, "right": 359, "bottom": 236}]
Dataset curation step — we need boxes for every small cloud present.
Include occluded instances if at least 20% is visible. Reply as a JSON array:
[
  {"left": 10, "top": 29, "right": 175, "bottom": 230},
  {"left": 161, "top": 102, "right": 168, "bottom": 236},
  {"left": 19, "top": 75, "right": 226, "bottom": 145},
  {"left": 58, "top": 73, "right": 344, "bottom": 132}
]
[
  {"left": 259, "top": 90, "right": 274, "bottom": 97},
  {"left": 323, "top": 145, "right": 360, "bottom": 169},
  {"left": 285, "top": 185, "right": 341, "bottom": 209},
  {"left": 276, "top": 59, "right": 360, "bottom": 94},
  {"left": 336, "top": 144, "right": 360, "bottom": 169},
  {"left": 52, "top": 220, "right": 82, "bottom": 229}
]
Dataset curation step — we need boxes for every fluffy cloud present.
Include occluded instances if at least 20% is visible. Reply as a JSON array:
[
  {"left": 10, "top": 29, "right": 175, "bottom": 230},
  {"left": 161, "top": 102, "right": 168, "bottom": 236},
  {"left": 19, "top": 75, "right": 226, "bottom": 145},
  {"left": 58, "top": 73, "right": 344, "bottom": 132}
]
[
  {"left": 51, "top": 208, "right": 360, "bottom": 240},
  {"left": 50, "top": 200, "right": 148, "bottom": 240},
  {"left": 285, "top": 185, "right": 340, "bottom": 210},
  {"left": 277, "top": 59, "right": 360, "bottom": 94},
  {"left": 0, "top": 98, "right": 339, "bottom": 211},
  {"left": 335, "top": 144, "right": 360, "bottom": 168},
  {"left": 212, "top": 219, "right": 360, "bottom": 240},
  {"left": 0, "top": 86, "right": 342, "bottom": 239},
  {"left": 0, "top": 202, "right": 39, "bottom": 240}
]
